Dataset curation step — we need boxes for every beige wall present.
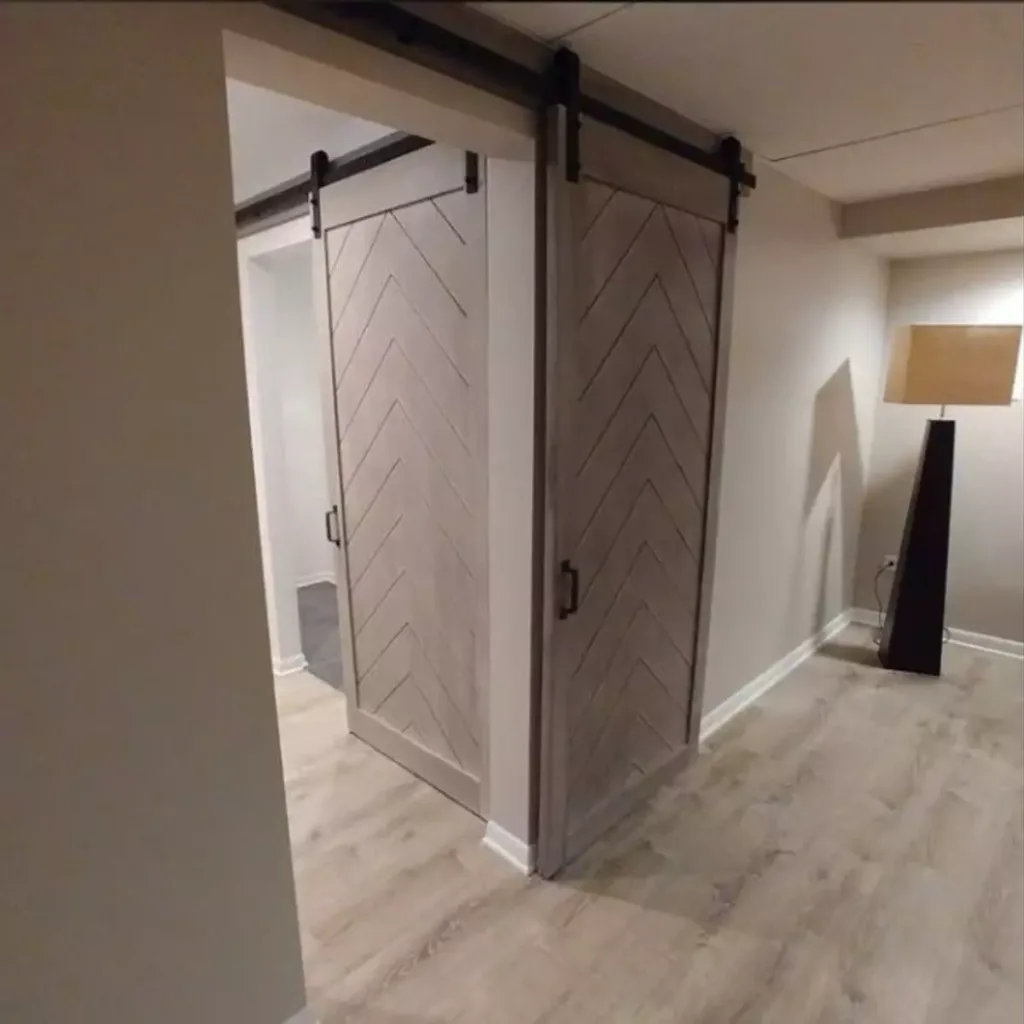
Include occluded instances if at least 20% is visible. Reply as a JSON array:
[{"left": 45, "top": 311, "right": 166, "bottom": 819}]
[
  {"left": 854, "top": 249, "right": 1024, "bottom": 642},
  {"left": 702, "top": 162, "right": 889, "bottom": 716},
  {"left": 0, "top": 6, "right": 306, "bottom": 1023}
]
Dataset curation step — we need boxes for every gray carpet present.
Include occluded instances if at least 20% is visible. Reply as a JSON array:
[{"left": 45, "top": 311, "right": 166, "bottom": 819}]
[{"left": 297, "top": 582, "right": 343, "bottom": 691}]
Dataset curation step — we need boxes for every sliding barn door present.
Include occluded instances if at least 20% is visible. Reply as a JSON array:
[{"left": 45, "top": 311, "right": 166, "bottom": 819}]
[
  {"left": 540, "top": 119, "right": 731, "bottom": 873},
  {"left": 316, "top": 146, "right": 487, "bottom": 813}
]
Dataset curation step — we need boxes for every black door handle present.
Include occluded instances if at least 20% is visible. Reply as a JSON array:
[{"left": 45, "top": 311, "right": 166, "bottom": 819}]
[
  {"left": 559, "top": 559, "right": 579, "bottom": 620},
  {"left": 324, "top": 505, "right": 341, "bottom": 547}
]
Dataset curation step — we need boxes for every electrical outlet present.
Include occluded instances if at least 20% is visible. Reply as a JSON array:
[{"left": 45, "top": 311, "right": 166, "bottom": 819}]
[{"left": 882, "top": 554, "right": 898, "bottom": 571}]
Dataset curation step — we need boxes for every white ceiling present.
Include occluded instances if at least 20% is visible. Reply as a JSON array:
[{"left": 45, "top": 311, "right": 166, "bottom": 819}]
[
  {"left": 473, "top": 2, "right": 1024, "bottom": 203},
  {"left": 769, "top": 107, "right": 1024, "bottom": 204},
  {"left": 225, "top": 80, "right": 391, "bottom": 203},
  {"left": 469, "top": 2, "right": 632, "bottom": 41},
  {"left": 857, "top": 217, "right": 1024, "bottom": 261}
]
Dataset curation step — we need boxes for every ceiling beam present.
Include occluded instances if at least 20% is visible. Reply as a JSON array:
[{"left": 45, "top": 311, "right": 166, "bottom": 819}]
[
  {"left": 839, "top": 174, "right": 1024, "bottom": 239},
  {"left": 219, "top": 3, "right": 534, "bottom": 159}
]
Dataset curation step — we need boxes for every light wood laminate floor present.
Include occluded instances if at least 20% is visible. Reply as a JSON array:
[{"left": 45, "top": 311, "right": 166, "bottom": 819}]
[{"left": 275, "top": 625, "right": 1023, "bottom": 1024}]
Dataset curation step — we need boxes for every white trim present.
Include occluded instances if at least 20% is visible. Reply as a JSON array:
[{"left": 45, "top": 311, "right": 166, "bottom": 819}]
[
  {"left": 295, "top": 571, "right": 336, "bottom": 589},
  {"left": 849, "top": 608, "right": 1023, "bottom": 660},
  {"left": 273, "top": 653, "right": 309, "bottom": 677},
  {"left": 947, "top": 629, "right": 1024, "bottom": 660},
  {"left": 482, "top": 821, "right": 535, "bottom": 875},
  {"left": 700, "top": 609, "right": 852, "bottom": 744},
  {"left": 282, "top": 1009, "right": 319, "bottom": 1024}
]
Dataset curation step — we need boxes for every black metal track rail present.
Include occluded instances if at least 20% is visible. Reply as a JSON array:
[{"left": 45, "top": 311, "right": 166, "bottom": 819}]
[
  {"left": 234, "top": 170, "right": 310, "bottom": 234},
  {"left": 234, "top": 130, "right": 433, "bottom": 233},
  {"left": 582, "top": 94, "right": 754, "bottom": 190},
  {"left": 266, "top": 1, "right": 756, "bottom": 192}
]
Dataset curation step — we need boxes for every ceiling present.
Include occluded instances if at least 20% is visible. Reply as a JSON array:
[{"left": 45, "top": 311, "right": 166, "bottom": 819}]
[
  {"left": 225, "top": 80, "right": 390, "bottom": 203},
  {"left": 472, "top": 2, "right": 1024, "bottom": 203},
  {"left": 226, "top": 7, "right": 1023, "bottom": 258}
]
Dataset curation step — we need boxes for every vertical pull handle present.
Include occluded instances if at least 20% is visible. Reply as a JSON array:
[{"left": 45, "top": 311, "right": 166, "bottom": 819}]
[
  {"left": 559, "top": 559, "right": 580, "bottom": 620},
  {"left": 324, "top": 505, "right": 341, "bottom": 547},
  {"left": 464, "top": 151, "right": 480, "bottom": 193}
]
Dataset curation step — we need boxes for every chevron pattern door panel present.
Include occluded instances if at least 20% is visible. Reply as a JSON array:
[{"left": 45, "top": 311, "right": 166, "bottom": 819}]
[
  {"left": 323, "top": 166, "right": 486, "bottom": 812},
  {"left": 556, "top": 177, "right": 724, "bottom": 846}
]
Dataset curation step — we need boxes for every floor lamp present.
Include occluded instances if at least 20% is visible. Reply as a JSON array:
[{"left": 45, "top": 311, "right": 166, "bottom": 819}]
[{"left": 879, "top": 323, "right": 1022, "bottom": 676}]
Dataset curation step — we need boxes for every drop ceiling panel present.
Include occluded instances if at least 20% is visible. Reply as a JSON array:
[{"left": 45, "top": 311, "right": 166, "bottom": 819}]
[
  {"left": 476, "top": 2, "right": 1024, "bottom": 186},
  {"left": 775, "top": 107, "right": 1024, "bottom": 202},
  {"left": 560, "top": 3, "right": 1024, "bottom": 160},
  {"left": 471, "top": 2, "right": 629, "bottom": 42}
]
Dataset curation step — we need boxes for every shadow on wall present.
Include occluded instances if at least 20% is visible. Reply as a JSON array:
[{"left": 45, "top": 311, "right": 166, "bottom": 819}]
[
  {"left": 787, "top": 358, "right": 865, "bottom": 636},
  {"left": 853, "top": 452, "right": 918, "bottom": 617}
]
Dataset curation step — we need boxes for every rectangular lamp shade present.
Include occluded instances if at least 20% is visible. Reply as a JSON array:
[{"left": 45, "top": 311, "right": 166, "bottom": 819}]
[{"left": 884, "top": 324, "right": 1022, "bottom": 406}]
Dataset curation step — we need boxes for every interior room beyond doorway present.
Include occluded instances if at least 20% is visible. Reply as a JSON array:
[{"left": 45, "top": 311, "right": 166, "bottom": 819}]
[
  {"left": 229, "top": 79, "right": 399, "bottom": 690},
  {"left": 237, "top": 232, "right": 342, "bottom": 688}
]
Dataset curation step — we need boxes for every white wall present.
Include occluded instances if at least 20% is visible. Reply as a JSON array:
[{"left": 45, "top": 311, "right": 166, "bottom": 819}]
[
  {"left": 269, "top": 244, "right": 334, "bottom": 589},
  {"left": 702, "top": 162, "right": 889, "bottom": 716},
  {"left": 0, "top": 5, "right": 306, "bottom": 1023},
  {"left": 854, "top": 248, "right": 1024, "bottom": 642}
]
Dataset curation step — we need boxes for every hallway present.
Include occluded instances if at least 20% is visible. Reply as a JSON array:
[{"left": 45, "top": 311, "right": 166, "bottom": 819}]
[{"left": 275, "top": 625, "right": 1023, "bottom": 1024}]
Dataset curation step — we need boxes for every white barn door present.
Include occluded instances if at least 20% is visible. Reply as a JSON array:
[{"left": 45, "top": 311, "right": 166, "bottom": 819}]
[
  {"left": 540, "top": 119, "right": 732, "bottom": 873},
  {"left": 315, "top": 145, "right": 488, "bottom": 813}
]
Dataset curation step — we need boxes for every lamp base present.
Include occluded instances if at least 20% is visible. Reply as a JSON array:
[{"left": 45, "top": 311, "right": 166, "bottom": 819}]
[{"left": 878, "top": 418, "right": 954, "bottom": 676}]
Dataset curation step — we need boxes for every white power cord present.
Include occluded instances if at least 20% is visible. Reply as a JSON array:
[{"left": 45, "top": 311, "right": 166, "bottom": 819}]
[
  {"left": 871, "top": 565, "right": 889, "bottom": 647},
  {"left": 872, "top": 558, "right": 951, "bottom": 647}
]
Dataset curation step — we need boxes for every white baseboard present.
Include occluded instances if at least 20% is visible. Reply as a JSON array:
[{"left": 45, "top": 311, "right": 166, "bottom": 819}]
[
  {"left": 296, "top": 571, "right": 335, "bottom": 589},
  {"left": 283, "top": 1009, "right": 319, "bottom": 1024},
  {"left": 700, "top": 608, "right": 852, "bottom": 745},
  {"left": 482, "top": 820, "right": 535, "bottom": 875},
  {"left": 950, "top": 629, "right": 1024, "bottom": 660},
  {"left": 273, "top": 653, "right": 309, "bottom": 677},
  {"left": 849, "top": 608, "right": 1023, "bottom": 661}
]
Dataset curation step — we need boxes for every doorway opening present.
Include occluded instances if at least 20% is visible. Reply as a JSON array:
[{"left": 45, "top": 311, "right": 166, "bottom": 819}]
[
  {"left": 226, "top": 61, "right": 541, "bottom": 1014},
  {"left": 230, "top": 79, "right": 393, "bottom": 691},
  {"left": 238, "top": 233, "right": 342, "bottom": 687},
  {"left": 231, "top": 75, "right": 494, "bottom": 810}
]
